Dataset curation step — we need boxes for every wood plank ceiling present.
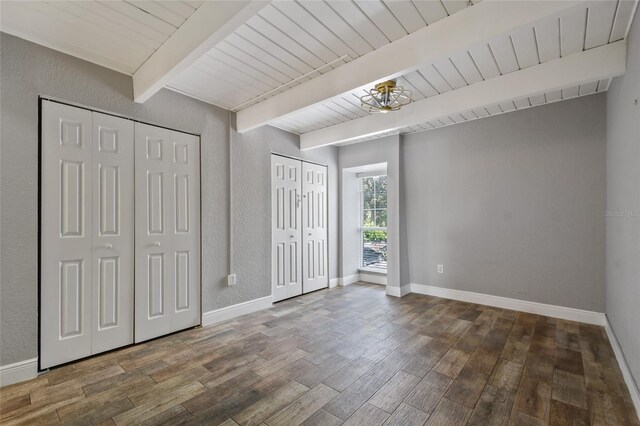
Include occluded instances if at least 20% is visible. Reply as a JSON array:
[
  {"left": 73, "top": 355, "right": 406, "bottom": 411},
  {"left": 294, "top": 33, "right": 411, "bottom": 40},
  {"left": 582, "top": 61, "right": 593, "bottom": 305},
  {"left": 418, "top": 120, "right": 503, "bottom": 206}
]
[
  {"left": 167, "top": 0, "right": 480, "bottom": 110},
  {"left": 268, "top": 0, "right": 635, "bottom": 136},
  {"left": 1, "top": 0, "right": 637, "bottom": 142},
  {"left": 0, "top": 1, "right": 204, "bottom": 74}
]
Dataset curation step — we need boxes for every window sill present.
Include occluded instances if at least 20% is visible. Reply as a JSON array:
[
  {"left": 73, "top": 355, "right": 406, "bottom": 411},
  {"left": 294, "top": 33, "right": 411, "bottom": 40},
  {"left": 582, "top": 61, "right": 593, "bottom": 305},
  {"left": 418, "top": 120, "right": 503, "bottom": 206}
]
[{"left": 359, "top": 267, "right": 387, "bottom": 275}]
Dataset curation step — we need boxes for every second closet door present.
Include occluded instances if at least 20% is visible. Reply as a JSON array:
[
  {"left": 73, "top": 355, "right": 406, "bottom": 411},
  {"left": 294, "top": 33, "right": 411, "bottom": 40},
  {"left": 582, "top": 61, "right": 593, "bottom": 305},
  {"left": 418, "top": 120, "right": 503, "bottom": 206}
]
[
  {"left": 134, "top": 122, "right": 200, "bottom": 342},
  {"left": 92, "top": 112, "right": 135, "bottom": 354},
  {"left": 271, "top": 155, "right": 303, "bottom": 302},
  {"left": 302, "top": 162, "right": 328, "bottom": 293}
]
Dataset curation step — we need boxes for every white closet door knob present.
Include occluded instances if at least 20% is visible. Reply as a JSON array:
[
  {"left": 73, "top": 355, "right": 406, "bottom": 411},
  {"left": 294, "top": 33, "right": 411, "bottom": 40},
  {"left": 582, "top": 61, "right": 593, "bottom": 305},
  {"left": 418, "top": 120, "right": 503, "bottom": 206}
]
[
  {"left": 105, "top": 243, "right": 113, "bottom": 249},
  {"left": 154, "top": 241, "right": 161, "bottom": 247}
]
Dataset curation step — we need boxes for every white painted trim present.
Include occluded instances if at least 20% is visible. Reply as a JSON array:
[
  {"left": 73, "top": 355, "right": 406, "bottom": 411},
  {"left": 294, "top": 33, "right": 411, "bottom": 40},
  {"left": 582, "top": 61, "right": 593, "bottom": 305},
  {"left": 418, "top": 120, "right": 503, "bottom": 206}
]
[
  {"left": 202, "top": 296, "right": 273, "bottom": 327},
  {"left": 237, "top": 0, "right": 587, "bottom": 132},
  {"left": 301, "top": 41, "right": 626, "bottom": 149},
  {"left": 329, "top": 278, "right": 340, "bottom": 289},
  {"left": 0, "top": 358, "right": 38, "bottom": 387},
  {"left": 605, "top": 318, "right": 640, "bottom": 417},
  {"left": 359, "top": 266, "right": 388, "bottom": 274},
  {"left": 386, "top": 286, "right": 401, "bottom": 297},
  {"left": 359, "top": 272, "right": 387, "bottom": 285},
  {"left": 409, "top": 284, "right": 606, "bottom": 326},
  {"left": 386, "top": 284, "right": 411, "bottom": 298},
  {"left": 338, "top": 274, "right": 361, "bottom": 286},
  {"left": 133, "top": 1, "right": 268, "bottom": 103}
]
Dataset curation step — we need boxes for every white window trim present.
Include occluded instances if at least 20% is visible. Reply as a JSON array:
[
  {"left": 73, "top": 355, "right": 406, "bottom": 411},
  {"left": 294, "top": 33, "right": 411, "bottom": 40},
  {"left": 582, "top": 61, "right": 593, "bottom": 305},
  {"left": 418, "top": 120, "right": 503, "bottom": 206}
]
[{"left": 359, "top": 266, "right": 388, "bottom": 275}]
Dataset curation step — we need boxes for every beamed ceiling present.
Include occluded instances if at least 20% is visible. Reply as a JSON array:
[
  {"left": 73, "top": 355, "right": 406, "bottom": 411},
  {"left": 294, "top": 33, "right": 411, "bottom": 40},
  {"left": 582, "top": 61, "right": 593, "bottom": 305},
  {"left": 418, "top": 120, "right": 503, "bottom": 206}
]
[{"left": 1, "top": 0, "right": 637, "bottom": 148}]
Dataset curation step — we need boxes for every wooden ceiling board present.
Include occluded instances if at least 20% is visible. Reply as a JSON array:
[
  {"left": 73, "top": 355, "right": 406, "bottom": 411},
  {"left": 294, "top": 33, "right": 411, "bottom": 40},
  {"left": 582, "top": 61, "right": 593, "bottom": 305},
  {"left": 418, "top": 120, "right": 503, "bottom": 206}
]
[
  {"left": 329, "top": 1, "right": 390, "bottom": 49},
  {"left": 449, "top": 51, "right": 484, "bottom": 85},
  {"left": 298, "top": 1, "right": 374, "bottom": 56},
  {"left": 354, "top": 0, "right": 408, "bottom": 42},
  {"left": 560, "top": 7, "right": 588, "bottom": 56},
  {"left": 403, "top": 71, "right": 440, "bottom": 97},
  {"left": 382, "top": 0, "right": 427, "bottom": 33},
  {"left": 585, "top": 0, "right": 619, "bottom": 48},
  {"left": 257, "top": 6, "right": 339, "bottom": 64}
]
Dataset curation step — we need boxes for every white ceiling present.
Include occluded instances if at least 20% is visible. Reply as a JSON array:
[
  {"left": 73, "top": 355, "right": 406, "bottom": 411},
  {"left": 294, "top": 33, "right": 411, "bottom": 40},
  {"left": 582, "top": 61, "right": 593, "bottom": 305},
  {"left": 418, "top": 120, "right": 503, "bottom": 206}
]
[
  {"left": 167, "top": 0, "right": 478, "bottom": 110},
  {"left": 0, "top": 1, "right": 204, "bottom": 74},
  {"left": 336, "top": 79, "right": 611, "bottom": 146},
  {"left": 270, "top": 0, "right": 633, "bottom": 135},
  {"left": 1, "top": 0, "right": 637, "bottom": 146}
]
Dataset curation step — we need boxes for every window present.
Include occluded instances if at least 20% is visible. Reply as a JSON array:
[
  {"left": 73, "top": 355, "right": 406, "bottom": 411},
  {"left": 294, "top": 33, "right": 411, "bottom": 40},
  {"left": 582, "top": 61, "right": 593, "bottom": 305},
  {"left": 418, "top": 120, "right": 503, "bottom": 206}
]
[{"left": 359, "top": 175, "right": 387, "bottom": 272}]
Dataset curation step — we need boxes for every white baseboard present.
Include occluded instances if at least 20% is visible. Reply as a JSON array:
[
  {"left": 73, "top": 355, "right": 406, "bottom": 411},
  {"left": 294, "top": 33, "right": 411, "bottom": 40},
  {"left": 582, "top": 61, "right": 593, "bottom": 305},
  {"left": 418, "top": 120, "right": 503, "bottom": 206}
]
[
  {"left": 329, "top": 278, "right": 339, "bottom": 288},
  {"left": 202, "top": 296, "right": 273, "bottom": 327},
  {"left": 338, "top": 274, "right": 361, "bottom": 286},
  {"left": 0, "top": 358, "right": 38, "bottom": 387},
  {"left": 359, "top": 272, "right": 387, "bottom": 285},
  {"left": 605, "top": 318, "right": 640, "bottom": 417},
  {"left": 386, "top": 284, "right": 411, "bottom": 297},
  {"left": 409, "top": 284, "right": 606, "bottom": 326},
  {"left": 386, "top": 286, "right": 401, "bottom": 297}
]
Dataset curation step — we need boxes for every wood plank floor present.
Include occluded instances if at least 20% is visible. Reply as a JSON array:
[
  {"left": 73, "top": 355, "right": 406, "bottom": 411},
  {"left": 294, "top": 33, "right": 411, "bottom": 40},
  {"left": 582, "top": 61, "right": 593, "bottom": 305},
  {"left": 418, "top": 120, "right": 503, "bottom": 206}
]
[{"left": 1, "top": 283, "right": 638, "bottom": 425}]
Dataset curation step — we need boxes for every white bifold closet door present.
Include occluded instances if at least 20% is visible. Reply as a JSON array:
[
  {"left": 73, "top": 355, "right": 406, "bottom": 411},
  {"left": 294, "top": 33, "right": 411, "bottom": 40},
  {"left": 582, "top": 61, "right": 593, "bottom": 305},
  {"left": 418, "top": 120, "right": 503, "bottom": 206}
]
[
  {"left": 302, "top": 162, "right": 328, "bottom": 293},
  {"left": 41, "top": 101, "right": 134, "bottom": 369},
  {"left": 134, "top": 122, "right": 201, "bottom": 343},
  {"left": 271, "top": 155, "right": 328, "bottom": 302},
  {"left": 271, "top": 155, "right": 303, "bottom": 302}
]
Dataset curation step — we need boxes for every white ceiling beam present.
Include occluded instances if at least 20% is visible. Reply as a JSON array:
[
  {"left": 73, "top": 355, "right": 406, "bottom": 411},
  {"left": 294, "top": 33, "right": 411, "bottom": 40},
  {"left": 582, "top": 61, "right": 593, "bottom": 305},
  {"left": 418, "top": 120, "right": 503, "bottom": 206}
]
[
  {"left": 300, "top": 41, "right": 626, "bottom": 150},
  {"left": 236, "top": 0, "right": 588, "bottom": 132},
  {"left": 133, "top": 1, "right": 269, "bottom": 103}
]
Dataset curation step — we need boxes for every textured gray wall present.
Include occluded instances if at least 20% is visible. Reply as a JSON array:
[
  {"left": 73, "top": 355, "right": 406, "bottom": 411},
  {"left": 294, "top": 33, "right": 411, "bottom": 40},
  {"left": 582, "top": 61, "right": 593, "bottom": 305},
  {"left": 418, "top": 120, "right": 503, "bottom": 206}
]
[
  {"left": 606, "top": 10, "right": 640, "bottom": 391},
  {"left": 229, "top": 122, "right": 339, "bottom": 307},
  {"left": 403, "top": 94, "right": 607, "bottom": 312},
  {"left": 0, "top": 33, "right": 336, "bottom": 367}
]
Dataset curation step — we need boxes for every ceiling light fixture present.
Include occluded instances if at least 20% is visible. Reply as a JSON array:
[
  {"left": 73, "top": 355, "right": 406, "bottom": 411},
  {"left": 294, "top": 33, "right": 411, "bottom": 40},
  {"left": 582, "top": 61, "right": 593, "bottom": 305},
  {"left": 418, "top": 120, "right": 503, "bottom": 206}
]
[{"left": 359, "top": 80, "right": 412, "bottom": 113}]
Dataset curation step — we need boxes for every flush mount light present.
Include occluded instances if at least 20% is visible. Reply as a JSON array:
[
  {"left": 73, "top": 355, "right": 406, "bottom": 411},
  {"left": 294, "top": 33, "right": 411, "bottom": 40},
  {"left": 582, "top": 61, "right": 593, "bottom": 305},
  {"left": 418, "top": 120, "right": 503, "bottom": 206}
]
[{"left": 359, "top": 80, "right": 412, "bottom": 114}]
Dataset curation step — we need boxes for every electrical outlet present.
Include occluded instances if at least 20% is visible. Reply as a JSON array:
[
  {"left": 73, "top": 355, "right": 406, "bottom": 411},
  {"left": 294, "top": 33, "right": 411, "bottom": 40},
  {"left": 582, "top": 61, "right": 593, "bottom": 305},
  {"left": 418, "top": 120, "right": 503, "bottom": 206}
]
[
  {"left": 437, "top": 264, "right": 444, "bottom": 274},
  {"left": 227, "top": 274, "right": 237, "bottom": 286}
]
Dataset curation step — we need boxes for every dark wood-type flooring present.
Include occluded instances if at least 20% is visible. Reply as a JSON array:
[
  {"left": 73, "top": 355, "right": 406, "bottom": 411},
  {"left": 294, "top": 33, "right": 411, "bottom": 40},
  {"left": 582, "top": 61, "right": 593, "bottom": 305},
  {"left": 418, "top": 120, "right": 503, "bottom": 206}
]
[{"left": 1, "top": 283, "right": 638, "bottom": 425}]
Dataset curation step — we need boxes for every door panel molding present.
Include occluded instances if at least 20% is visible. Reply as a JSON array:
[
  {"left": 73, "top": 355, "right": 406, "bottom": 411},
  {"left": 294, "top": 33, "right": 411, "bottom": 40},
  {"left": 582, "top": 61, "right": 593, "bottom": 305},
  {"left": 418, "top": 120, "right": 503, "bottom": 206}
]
[
  {"left": 41, "top": 101, "right": 93, "bottom": 369},
  {"left": 91, "top": 111, "right": 134, "bottom": 355},
  {"left": 302, "top": 162, "right": 328, "bottom": 294},
  {"left": 271, "top": 155, "right": 303, "bottom": 302},
  {"left": 135, "top": 122, "right": 201, "bottom": 342}
]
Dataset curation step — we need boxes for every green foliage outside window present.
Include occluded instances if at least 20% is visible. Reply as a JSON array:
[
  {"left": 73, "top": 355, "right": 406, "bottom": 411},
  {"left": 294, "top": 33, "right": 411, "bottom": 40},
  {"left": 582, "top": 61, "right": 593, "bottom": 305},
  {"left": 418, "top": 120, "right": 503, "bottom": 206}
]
[
  {"left": 361, "top": 176, "right": 388, "bottom": 228},
  {"left": 363, "top": 229, "right": 387, "bottom": 242}
]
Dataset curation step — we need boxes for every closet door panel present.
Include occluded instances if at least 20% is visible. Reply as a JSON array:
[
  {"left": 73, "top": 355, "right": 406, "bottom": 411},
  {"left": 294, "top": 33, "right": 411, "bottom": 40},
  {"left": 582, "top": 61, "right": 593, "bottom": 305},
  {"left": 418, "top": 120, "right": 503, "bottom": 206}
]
[
  {"left": 134, "top": 122, "right": 174, "bottom": 342},
  {"left": 41, "top": 101, "right": 93, "bottom": 368},
  {"left": 91, "top": 112, "right": 134, "bottom": 354},
  {"left": 169, "top": 130, "right": 201, "bottom": 332},
  {"left": 302, "top": 163, "right": 328, "bottom": 293},
  {"left": 271, "top": 155, "right": 303, "bottom": 302}
]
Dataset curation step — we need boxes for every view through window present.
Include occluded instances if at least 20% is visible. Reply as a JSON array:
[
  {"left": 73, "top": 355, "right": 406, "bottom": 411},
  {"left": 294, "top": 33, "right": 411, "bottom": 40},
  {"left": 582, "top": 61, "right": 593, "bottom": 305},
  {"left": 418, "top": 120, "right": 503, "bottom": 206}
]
[{"left": 360, "top": 175, "right": 387, "bottom": 271}]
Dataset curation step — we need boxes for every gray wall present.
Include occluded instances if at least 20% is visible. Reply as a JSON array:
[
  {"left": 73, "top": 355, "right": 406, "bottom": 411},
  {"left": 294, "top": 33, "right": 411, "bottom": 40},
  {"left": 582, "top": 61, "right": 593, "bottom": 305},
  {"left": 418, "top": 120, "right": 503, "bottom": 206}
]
[
  {"left": 402, "top": 94, "right": 607, "bottom": 312},
  {"left": 0, "top": 33, "right": 337, "bottom": 367},
  {"left": 230, "top": 123, "right": 339, "bottom": 307},
  {"left": 606, "top": 10, "right": 640, "bottom": 391}
]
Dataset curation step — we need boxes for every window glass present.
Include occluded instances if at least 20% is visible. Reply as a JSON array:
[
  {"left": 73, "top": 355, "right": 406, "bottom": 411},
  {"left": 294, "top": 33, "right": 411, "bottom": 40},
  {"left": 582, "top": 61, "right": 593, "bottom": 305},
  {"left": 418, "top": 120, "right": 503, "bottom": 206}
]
[{"left": 360, "top": 176, "right": 387, "bottom": 271}]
